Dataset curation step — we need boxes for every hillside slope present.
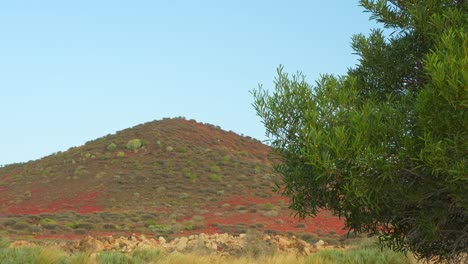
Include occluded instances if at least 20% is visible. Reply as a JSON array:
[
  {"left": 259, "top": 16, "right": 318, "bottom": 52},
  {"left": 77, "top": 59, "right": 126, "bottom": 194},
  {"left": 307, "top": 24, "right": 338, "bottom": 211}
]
[{"left": 0, "top": 118, "right": 344, "bottom": 242}]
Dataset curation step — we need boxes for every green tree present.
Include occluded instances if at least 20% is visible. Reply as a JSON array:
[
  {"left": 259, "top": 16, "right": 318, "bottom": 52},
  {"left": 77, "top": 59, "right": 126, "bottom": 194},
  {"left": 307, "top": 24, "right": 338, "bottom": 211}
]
[{"left": 253, "top": 1, "right": 467, "bottom": 262}]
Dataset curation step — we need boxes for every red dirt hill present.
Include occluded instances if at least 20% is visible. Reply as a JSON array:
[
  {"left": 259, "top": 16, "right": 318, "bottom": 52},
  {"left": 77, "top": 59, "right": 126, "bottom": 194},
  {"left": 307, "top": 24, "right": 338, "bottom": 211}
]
[{"left": 0, "top": 118, "right": 345, "bottom": 242}]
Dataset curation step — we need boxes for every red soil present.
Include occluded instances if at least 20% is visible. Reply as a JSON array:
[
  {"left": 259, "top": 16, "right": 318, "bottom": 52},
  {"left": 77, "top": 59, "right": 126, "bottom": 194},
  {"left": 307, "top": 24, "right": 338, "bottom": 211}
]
[
  {"left": 33, "top": 231, "right": 153, "bottom": 241},
  {"left": 177, "top": 195, "right": 347, "bottom": 237},
  {"left": 2, "top": 191, "right": 103, "bottom": 215}
]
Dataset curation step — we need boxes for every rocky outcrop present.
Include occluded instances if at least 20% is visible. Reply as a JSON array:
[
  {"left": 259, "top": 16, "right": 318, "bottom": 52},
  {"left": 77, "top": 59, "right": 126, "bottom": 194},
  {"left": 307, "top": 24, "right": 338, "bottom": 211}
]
[{"left": 68, "top": 233, "right": 327, "bottom": 256}]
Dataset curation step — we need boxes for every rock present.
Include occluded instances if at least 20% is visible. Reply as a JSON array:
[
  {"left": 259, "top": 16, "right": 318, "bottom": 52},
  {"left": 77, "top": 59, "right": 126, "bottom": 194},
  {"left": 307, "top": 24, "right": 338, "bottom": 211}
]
[
  {"left": 176, "top": 237, "right": 188, "bottom": 251},
  {"left": 277, "top": 237, "right": 291, "bottom": 249},
  {"left": 315, "top": 239, "right": 326, "bottom": 248},
  {"left": 9, "top": 240, "right": 35, "bottom": 248},
  {"left": 211, "top": 243, "right": 218, "bottom": 251},
  {"left": 7, "top": 232, "right": 320, "bottom": 257},
  {"left": 80, "top": 236, "right": 104, "bottom": 252}
]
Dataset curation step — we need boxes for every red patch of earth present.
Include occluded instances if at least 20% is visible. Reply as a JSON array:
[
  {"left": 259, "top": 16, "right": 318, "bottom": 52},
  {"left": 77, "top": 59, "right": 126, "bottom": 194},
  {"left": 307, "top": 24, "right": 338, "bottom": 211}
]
[
  {"left": 176, "top": 195, "right": 347, "bottom": 237},
  {"left": 1, "top": 191, "right": 103, "bottom": 215},
  {"left": 33, "top": 231, "right": 153, "bottom": 241}
]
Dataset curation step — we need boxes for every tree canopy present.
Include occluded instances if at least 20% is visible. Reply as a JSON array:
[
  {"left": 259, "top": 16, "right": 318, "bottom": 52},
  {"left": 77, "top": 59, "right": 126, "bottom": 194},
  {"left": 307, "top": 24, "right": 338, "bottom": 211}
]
[{"left": 253, "top": 0, "right": 467, "bottom": 262}]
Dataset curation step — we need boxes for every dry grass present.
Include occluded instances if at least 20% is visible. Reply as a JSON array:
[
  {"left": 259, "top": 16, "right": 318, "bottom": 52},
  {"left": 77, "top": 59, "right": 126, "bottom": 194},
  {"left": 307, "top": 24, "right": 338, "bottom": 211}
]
[
  {"left": 155, "top": 253, "right": 305, "bottom": 264},
  {"left": 0, "top": 238, "right": 418, "bottom": 264}
]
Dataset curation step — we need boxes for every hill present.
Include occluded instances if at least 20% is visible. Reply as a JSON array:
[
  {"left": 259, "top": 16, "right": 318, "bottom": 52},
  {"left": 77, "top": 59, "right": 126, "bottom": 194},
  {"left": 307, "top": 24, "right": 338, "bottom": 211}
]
[{"left": 0, "top": 118, "right": 344, "bottom": 243}]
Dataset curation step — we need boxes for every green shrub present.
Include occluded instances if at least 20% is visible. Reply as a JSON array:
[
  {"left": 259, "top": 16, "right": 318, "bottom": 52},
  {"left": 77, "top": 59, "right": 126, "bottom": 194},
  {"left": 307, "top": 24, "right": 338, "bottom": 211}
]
[
  {"left": 74, "top": 222, "right": 94, "bottom": 230},
  {"left": 126, "top": 139, "right": 142, "bottom": 152},
  {"left": 261, "top": 203, "right": 275, "bottom": 210},
  {"left": 103, "top": 223, "right": 118, "bottom": 230},
  {"left": 178, "top": 147, "right": 187, "bottom": 153},
  {"left": 254, "top": 165, "right": 262, "bottom": 174},
  {"left": 210, "top": 165, "right": 221, "bottom": 173},
  {"left": 116, "top": 151, "right": 125, "bottom": 158},
  {"left": 148, "top": 224, "right": 172, "bottom": 235},
  {"left": 186, "top": 172, "right": 198, "bottom": 181},
  {"left": 144, "top": 219, "right": 157, "bottom": 227},
  {"left": 134, "top": 161, "right": 143, "bottom": 170},
  {"left": 210, "top": 174, "right": 222, "bottom": 181},
  {"left": 11, "top": 222, "right": 30, "bottom": 230},
  {"left": 106, "top": 143, "right": 117, "bottom": 151},
  {"left": 40, "top": 218, "right": 57, "bottom": 225}
]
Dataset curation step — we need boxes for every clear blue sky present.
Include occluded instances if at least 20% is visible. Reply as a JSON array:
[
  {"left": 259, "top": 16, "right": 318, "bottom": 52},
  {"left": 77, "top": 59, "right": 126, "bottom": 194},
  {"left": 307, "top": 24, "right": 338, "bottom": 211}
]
[{"left": 0, "top": 1, "right": 380, "bottom": 166}]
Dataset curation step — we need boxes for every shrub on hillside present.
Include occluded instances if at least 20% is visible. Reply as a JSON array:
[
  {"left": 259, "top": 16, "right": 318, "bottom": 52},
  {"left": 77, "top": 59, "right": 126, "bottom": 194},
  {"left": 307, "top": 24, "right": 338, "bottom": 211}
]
[
  {"left": 148, "top": 224, "right": 172, "bottom": 235},
  {"left": 11, "top": 222, "right": 30, "bottom": 231},
  {"left": 210, "top": 174, "right": 222, "bottom": 181},
  {"left": 210, "top": 165, "right": 221, "bottom": 173},
  {"left": 126, "top": 139, "right": 142, "bottom": 152},
  {"left": 106, "top": 143, "right": 117, "bottom": 151}
]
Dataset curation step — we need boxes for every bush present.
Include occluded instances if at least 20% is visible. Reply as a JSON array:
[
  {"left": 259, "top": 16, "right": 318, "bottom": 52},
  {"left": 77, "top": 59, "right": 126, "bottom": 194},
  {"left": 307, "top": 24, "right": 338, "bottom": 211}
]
[
  {"left": 210, "top": 165, "right": 221, "bottom": 173},
  {"left": 148, "top": 224, "right": 172, "bottom": 235},
  {"left": 126, "top": 139, "right": 142, "bottom": 152},
  {"left": 102, "top": 223, "right": 118, "bottom": 230},
  {"left": 74, "top": 222, "right": 94, "bottom": 230},
  {"left": 261, "top": 203, "right": 275, "bottom": 210},
  {"left": 106, "top": 143, "right": 117, "bottom": 151},
  {"left": 73, "top": 228, "right": 88, "bottom": 235},
  {"left": 210, "top": 174, "right": 222, "bottom": 181},
  {"left": 11, "top": 222, "right": 30, "bottom": 230},
  {"left": 39, "top": 218, "right": 57, "bottom": 225},
  {"left": 144, "top": 219, "right": 157, "bottom": 227}
]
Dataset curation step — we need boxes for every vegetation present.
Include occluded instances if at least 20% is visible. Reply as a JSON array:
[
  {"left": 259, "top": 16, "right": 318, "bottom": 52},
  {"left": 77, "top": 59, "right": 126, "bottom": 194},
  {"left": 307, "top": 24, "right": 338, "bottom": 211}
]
[
  {"left": 126, "top": 139, "right": 143, "bottom": 152},
  {"left": 106, "top": 143, "right": 117, "bottom": 151},
  {"left": 253, "top": 0, "right": 467, "bottom": 262},
  {"left": 0, "top": 238, "right": 415, "bottom": 264}
]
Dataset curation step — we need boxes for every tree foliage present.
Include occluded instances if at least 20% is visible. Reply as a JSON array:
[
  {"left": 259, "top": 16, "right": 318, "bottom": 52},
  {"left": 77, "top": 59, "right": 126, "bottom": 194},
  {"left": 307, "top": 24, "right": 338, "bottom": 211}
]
[{"left": 252, "top": 0, "right": 467, "bottom": 262}]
